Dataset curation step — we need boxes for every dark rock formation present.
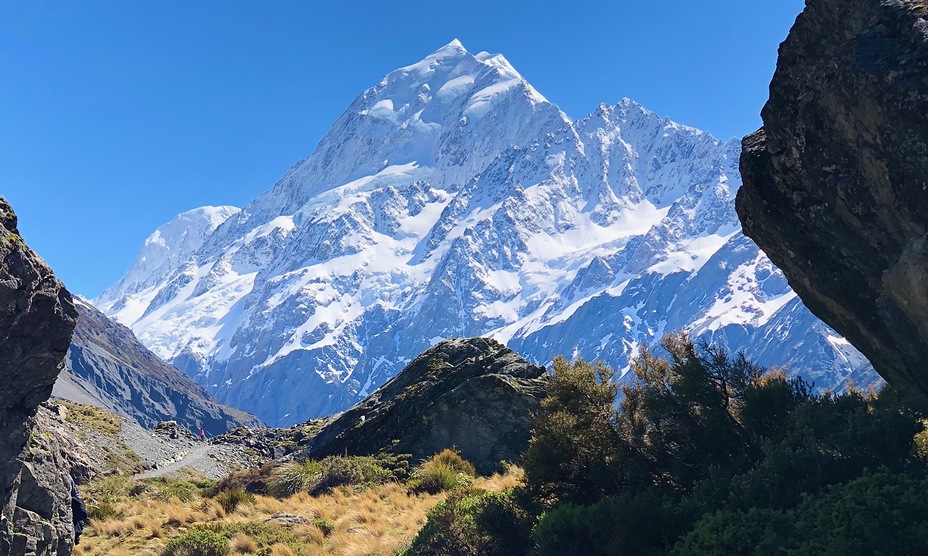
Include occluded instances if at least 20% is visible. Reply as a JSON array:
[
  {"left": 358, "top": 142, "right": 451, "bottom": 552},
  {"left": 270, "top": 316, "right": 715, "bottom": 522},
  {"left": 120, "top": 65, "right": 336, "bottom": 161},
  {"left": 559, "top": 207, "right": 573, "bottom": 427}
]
[
  {"left": 303, "top": 338, "right": 548, "bottom": 474},
  {"left": 0, "top": 196, "right": 79, "bottom": 555},
  {"left": 737, "top": 0, "right": 928, "bottom": 401},
  {"left": 54, "top": 300, "right": 260, "bottom": 436}
]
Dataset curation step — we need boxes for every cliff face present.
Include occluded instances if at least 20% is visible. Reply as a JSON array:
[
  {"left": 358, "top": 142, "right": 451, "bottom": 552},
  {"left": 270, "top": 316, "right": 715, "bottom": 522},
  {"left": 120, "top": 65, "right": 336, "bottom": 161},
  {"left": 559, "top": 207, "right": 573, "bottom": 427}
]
[
  {"left": 303, "top": 338, "right": 549, "bottom": 474},
  {"left": 55, "top": 300, "right": 260, "bottom": 436},
  {"left": 0, "top": 197, "right": 79, "bottom": 555},
  {"left": 737, "top": 0, "right": 928, "bottom": 401}
]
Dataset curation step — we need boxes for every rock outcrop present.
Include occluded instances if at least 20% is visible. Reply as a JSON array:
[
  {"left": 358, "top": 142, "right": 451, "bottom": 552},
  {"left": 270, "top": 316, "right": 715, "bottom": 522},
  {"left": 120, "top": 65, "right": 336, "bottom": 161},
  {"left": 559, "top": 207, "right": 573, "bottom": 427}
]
[
  {"left": 0, "top": 197, "right": 79, "bottom": 555},
  {"left": 54, "top": 300, "right": 260, "bottom": 436},
  {"left": 737, "top": 0, "right": 928, "bottom": 401},
  {"left": 303, "top": 338, "right": 548, "bottom": 474}
]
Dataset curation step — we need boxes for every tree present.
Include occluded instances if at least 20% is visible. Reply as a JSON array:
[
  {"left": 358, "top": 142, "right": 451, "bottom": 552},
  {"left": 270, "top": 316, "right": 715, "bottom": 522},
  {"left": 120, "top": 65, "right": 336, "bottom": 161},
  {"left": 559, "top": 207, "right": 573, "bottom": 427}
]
[{"left": 523, "top": 356, "right": 631, "bottom": 507}]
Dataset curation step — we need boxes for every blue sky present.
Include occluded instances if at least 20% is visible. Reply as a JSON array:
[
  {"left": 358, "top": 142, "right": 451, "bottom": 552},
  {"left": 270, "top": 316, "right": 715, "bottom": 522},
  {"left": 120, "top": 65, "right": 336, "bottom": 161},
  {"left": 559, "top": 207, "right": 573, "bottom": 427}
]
[{"left": 1, "top": 0, "right": 804, "bottom": 297}]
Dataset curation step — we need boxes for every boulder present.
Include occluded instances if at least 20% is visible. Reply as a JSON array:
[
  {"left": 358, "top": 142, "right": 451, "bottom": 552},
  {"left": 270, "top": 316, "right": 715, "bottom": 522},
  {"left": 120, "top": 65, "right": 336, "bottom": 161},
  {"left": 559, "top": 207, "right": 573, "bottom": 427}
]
[
  {"left": 303, "top": 338, "right": 548, "bottom": 474},
  {"left": 0, "top": 196, "right": 79, "bottom": 555},
  {"left": 737, "top": 0, "right": 928, "bottom": 401}
]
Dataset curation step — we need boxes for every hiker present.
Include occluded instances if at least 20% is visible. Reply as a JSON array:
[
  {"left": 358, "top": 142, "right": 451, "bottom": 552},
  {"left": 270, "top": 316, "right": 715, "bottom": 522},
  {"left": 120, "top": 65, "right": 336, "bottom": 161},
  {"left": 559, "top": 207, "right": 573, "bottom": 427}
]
[
  {"left": 70, "top": 476, "right": 87, "bottom": 546},
  {"left": 199, "top": 428, "right": 206, "bottom": 441}
]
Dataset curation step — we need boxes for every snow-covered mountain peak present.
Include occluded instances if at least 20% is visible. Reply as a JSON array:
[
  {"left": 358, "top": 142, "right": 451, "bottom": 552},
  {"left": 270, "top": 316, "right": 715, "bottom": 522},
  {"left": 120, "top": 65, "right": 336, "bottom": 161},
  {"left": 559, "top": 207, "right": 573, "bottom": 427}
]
[
  {"left": 229, "top": 41, "right": 567, "bottom": 231},
  {"left": 96, "top": 205, "right": 240, "bottom": 319},
  {"left": 97, "top": 43, "right": 875, "bottom": 426}
]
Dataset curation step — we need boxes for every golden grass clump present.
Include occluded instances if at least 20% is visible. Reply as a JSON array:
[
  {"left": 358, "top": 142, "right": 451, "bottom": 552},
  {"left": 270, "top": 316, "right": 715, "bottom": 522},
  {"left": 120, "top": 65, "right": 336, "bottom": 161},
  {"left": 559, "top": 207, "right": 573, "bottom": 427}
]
[{"left": 229, "top": 533, "right": 258, "bottom": 554}]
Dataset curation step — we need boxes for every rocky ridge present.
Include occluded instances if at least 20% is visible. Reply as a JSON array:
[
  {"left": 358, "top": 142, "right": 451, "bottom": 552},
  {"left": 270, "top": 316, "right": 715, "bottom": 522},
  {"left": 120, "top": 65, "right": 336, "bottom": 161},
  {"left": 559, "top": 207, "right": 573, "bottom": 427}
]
[
  {"left": 0, "top": 196, "right": 79, "bottom": 556},
  {"left": 302, "top": 337, "right": 548, "bottom": 474},
  {"left": 55, "top": 299, "right": 260, "bottom": 436},
  {"left": 738, "top": 0, "right": 928, "bottom": 402}
]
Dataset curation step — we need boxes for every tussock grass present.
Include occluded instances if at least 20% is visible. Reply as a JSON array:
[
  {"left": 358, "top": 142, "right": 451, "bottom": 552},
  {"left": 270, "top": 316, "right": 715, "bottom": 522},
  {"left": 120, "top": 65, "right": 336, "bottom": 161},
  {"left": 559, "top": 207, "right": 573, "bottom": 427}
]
[{"left": 75, "top": 462, "right": 522, "bottom": 556}]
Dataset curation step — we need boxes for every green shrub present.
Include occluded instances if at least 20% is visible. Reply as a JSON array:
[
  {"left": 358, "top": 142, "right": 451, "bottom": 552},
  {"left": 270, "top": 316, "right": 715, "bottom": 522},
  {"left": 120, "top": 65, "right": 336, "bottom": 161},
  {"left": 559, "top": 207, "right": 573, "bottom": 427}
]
[
  {"left": 268, "top": 454, "right": 404, "bottom": 497},
  {"left": 409, "top": 461, "right": 473, "bottom": 494},
  {"left": 674, "top": 468, "right": 928, "bottom": 555},
  {"left": 404, "top": 489, "right": 529, "bottom": 556},
  {"left": 215, "top": 489, "right": 255, "bottom": 514},
  {"left": 533, "top": 490, "right": 684, "bottom": 556},
  {"left": 404, "top": 489, "right": 485, "bottom": 555},
  {"left": 522, "top": 356, "right": 625, "bottom": 507},
  {"left": 409, "top": 450, "right": 476, "bottom": 494},
  {"left": 195, "top": 478, "right": 217, "bottom": 491},
  {"left": 209, "top": 463, "right": 277, "bottom": 497},
  {"left": 268, "top": 459, "right": 323, "bottom": 498},
  {"left": 162, "top": 528, "right": 229, "bottom": 556},
  {"left": 430, "top": 449, "right": 476, "bottom": 476},
  {"left": 404, "top": 335, "right": 928, "bottom": 554},
  {"left": 312, "top": 456, "right": 384, "bottom": 494}
]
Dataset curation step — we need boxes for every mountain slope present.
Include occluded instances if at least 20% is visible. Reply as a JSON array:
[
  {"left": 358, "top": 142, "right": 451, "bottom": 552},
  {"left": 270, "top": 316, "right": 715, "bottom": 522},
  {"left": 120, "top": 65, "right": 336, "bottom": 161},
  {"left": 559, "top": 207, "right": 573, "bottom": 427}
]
[
  {"left": 96, "top": 41, "right": 877, "bottom": 426},
  {"left": 54, "top": 299, "right": 261, "bottom": 435}
]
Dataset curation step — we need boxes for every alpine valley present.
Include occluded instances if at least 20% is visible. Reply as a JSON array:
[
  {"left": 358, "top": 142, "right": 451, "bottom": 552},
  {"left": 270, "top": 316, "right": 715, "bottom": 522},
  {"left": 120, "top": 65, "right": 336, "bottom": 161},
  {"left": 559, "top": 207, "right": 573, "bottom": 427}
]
[{"left": 95, "top": 40, "right": 877, "bottom": 426}]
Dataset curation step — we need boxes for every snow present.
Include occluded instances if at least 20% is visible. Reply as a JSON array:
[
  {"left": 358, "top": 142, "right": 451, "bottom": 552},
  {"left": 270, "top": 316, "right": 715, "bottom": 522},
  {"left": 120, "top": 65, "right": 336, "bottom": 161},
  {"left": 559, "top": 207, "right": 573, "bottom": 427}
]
[{"left": 94, "top": 40, "right": 871, "bottom": 427}]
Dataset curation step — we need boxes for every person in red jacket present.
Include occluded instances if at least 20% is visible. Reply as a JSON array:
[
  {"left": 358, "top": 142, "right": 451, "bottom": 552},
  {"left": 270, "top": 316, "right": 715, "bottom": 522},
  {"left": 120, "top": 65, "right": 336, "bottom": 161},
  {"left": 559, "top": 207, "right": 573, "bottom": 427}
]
[{"left": 199, "top": 428, "right": 206, "bottom": 441}]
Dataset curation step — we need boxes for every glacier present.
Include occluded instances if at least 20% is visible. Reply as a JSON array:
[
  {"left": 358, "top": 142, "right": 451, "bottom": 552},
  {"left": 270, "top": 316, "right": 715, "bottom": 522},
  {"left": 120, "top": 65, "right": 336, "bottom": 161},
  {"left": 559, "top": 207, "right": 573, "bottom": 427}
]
[{"left": 95, "top": 40, "right": 877, "bottom": 426}]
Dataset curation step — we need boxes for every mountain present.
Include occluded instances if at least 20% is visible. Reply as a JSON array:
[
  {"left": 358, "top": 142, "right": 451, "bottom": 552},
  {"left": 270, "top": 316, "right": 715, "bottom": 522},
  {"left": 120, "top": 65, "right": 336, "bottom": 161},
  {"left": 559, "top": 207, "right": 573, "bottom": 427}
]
[
  {"left": 95, "top": 40, "right": 877, "bottom": 426},
  {"left": 54, "top": 298, "right": 261, "bottom": 435}
]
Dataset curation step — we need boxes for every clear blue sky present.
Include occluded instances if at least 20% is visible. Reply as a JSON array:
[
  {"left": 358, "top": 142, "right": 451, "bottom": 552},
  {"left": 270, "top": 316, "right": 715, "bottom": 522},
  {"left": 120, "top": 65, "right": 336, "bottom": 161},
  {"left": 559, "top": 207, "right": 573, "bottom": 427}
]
[{"left": 1, "top": 0, "right": 804, "bottom": 298}]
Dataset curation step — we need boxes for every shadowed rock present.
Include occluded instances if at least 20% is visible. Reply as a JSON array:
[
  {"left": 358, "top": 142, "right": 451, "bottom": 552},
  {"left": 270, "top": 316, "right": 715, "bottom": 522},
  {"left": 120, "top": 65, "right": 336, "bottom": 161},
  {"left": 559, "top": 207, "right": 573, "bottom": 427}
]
[
  {"left": 737, "top": 0, "right": 928, "bottom": 402},
  {"left": 302, "top": 337, "right": 548, "bottom": 474},
  {"left": 0, "top": 196, "right": 79, "bottom": 555}
]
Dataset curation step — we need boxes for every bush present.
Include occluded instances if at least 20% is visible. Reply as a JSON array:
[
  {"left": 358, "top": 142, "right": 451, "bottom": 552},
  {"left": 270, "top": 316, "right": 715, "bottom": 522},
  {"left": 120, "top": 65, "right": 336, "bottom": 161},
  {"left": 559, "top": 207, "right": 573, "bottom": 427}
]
[
  {"left": 422, "top": 334, "right": 928, "bottom": 554},
  {"left": 430, "top": 449, "right": 476, "bottom": 476},
  {"left": 533, "top": 490, "right": 684, "bottom": 556},
  {"left": 215, "top": 489, "right": 255, "bottom": 514},
  {"left": 268, "top": 459, "right": 322, "bottom": 498},
  {"left": 162, "top": 528, "right": 229, "bottom": 556},
  {"left": 674, "top": 468, "right": 928, "bottom": 555},
  {"left": 404, "top": 489, "right": 530, "bottom": 556},
  {"left": 268, "top": 453, "right": 405, "bottom": 497},
  {"left": 210, "top": 464, "right": 277, "bottom": 497},
  {"left": 409, "top": 450, "right": 476, "bottom": 494},
  {"left": 199, "top": 521, "right": 307, "bottom": 555}
]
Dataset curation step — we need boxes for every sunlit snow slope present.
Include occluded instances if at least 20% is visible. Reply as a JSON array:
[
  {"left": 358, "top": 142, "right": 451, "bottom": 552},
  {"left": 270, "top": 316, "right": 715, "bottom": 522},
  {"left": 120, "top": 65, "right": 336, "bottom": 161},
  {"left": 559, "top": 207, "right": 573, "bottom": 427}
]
[{"left": 96, "top": 41, "right": 877, "bottom": 426}]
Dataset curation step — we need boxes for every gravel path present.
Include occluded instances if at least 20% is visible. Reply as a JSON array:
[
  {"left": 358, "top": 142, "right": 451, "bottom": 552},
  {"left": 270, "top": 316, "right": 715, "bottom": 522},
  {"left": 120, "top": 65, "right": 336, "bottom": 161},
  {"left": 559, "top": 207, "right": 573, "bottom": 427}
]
[{"left": 121, "top": 421, "right": 263, "bottom": 480}]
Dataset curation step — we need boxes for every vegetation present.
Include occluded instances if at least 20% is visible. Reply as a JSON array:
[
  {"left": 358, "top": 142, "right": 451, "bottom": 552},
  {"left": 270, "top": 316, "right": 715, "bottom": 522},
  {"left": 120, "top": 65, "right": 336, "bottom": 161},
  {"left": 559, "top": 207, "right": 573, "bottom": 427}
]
[
  {"left": 267, "top": 453, "right": 410, "bottom": 497},
  {"left": 408, "top": 449, "right": 476, "bottom": 494},
  {"left": 73, "top": 455, "right": 520, "bottom": 556},
  {"left": 162, "top": 529, "right": 228, "bottom": 556},
  {"left": 61, "top": 401, "right": 122, "bottom": 436},
  {"left": 406, "top": 333, "right": 928, "bottom": 554},
  {"left": 215, "top": 489, "right": 255, "bottom": 514}
]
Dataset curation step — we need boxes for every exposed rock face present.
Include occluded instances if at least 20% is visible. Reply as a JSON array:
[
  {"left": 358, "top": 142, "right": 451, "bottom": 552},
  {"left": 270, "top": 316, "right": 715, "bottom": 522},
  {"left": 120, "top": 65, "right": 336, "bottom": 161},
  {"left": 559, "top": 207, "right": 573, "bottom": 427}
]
[
  {"left": 0, "top": 197, "right": 79, "bottom": 555},
  {"left": 303, "top": 338, "right": 548, "bottom": 474},
  {"left": 54, "top": 300, "right": 260, "bottom": 436},
  {"left": 737, "top": 0, "right": 928, "bottom": 401}
]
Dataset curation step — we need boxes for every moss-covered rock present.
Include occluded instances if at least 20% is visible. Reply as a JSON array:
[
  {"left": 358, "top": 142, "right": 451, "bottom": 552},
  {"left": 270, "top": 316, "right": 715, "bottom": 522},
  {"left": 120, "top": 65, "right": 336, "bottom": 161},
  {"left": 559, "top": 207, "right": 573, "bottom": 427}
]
[{"left": 302, "top": 338, "right": 548, "bottom": 474}]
